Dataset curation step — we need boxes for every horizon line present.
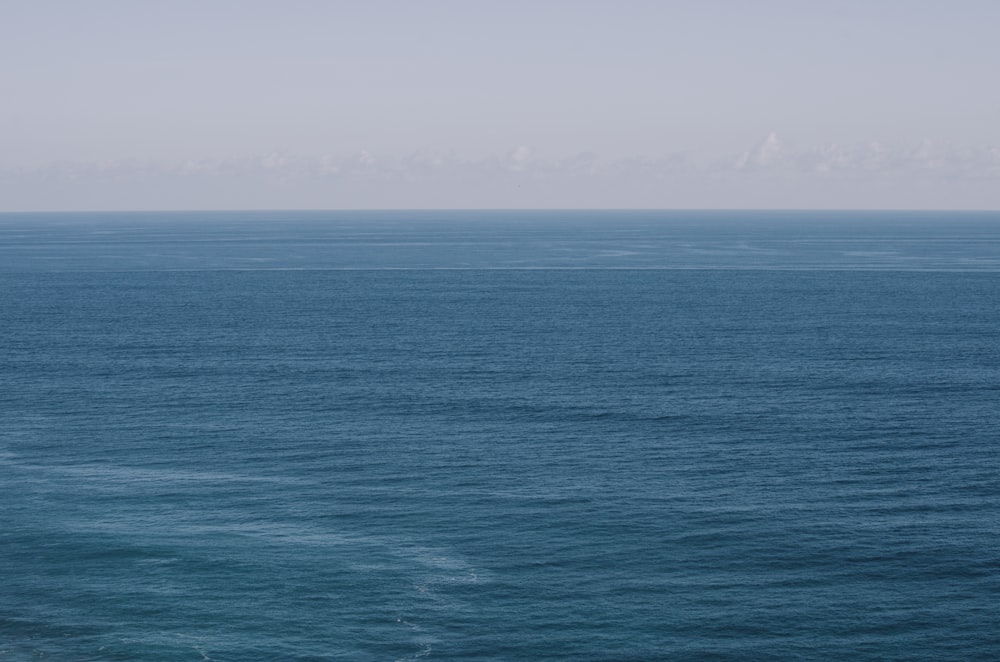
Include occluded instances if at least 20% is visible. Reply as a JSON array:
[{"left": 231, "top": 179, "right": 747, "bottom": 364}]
[{"left": 3, "top": 207, "right": 1000, "bottom": 216}]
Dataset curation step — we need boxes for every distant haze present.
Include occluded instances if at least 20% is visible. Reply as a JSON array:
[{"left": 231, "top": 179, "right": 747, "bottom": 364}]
[{"left": 3, "top": 1, "right": 999, "bottom": 211}]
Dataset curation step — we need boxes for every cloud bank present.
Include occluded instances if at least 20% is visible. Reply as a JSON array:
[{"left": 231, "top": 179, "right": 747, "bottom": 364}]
[{"left": 3, "top": 135, "right": 1000, "bottom": 212}]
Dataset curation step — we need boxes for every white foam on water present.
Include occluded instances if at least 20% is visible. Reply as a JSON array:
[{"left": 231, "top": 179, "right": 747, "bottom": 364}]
[{"left": 394, "top": 618, "right": 433, "bottom": 662}]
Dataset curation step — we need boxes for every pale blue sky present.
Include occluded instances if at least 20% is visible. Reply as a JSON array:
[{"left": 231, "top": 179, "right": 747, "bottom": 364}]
[{"left": 2, "top": 1, "right": 999, "bottom": 210}]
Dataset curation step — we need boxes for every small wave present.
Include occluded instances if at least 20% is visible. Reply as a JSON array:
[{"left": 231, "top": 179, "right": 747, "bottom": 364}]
[
  {"left": 394, "top": 618, "right": 433, "bottom": 662},
  {"left": 9, "top": 461, "right": 300, "bottom": 487}
]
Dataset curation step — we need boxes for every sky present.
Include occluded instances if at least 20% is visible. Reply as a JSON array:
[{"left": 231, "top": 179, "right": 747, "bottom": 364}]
[{"left": 2, "top": 0, "right": 1000, "bottom": 211}]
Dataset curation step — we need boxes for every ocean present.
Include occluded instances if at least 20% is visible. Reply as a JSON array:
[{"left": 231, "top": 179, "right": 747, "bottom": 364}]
[{"left": 1, "top": 210, "right": 998, "bottom": 660}]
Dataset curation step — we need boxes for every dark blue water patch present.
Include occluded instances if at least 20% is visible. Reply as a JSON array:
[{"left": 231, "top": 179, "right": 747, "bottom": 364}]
[
  {"left": 2, "top": 216, "right": 1000, "bottom": 660},
  {"left": 2, "top": 209, "right": 1000, "bottom": 271}
]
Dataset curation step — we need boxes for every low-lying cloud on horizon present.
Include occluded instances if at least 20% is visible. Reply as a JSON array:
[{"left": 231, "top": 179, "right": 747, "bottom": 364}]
[{"left": 4, "top": 134, "right": 999, "bottom": 211}]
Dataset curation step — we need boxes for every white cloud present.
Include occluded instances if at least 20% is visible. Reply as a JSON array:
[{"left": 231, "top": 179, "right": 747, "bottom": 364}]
[
  {"left": 735, "top": 131, "right": 785, "bottom": 170},
  {"left": 792, "top": 139, "right": 1000, "bottom": 179},
  {"left": 505, "top": 145, "right": 532, "bottom": 172}
]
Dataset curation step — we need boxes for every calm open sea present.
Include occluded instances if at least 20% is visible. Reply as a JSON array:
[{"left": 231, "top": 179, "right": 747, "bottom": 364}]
[{"left": 2, "top": 210, "right": 999, "bottom": 660}]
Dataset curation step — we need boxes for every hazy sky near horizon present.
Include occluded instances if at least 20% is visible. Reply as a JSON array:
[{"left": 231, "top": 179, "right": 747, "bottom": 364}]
[{"left": 3, "top": 1, "right": 1000, "bottom": 210}]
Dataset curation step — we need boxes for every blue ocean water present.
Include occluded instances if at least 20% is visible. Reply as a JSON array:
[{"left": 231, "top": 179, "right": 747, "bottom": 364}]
[{"left": 1, "top": 210, "right": 999, "bottom": 660}]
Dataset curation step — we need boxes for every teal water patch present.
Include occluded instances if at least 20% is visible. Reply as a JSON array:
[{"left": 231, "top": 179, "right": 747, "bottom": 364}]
[{"left": 2, "top": 211, "right": 999, "bottom": 660}]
